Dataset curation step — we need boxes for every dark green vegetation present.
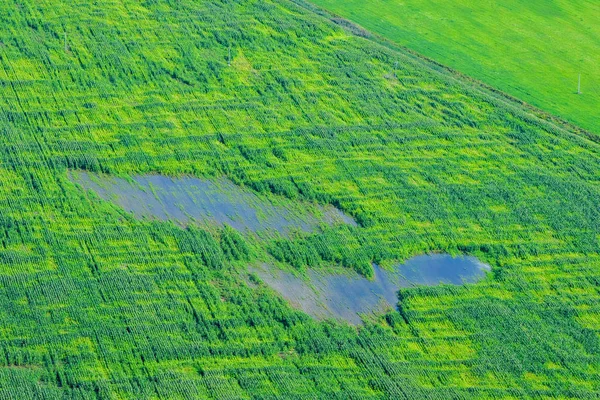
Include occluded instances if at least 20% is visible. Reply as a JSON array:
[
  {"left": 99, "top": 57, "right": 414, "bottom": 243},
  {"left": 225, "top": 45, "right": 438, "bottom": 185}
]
[
  {"left": 311, "top": 0, "right": 600, "bottom": 134},
  {"left": 0, "top": 0, "right": 599, "bottom": 398}
]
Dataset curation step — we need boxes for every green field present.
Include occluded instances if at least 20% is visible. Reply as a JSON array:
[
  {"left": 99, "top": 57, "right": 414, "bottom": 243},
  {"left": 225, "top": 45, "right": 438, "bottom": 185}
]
[
  {"left": 0, "top": 0, "right": 599, "bottom": 398},
  {"left": 311, "top": 0, "right": 600, "bottom": 134}
]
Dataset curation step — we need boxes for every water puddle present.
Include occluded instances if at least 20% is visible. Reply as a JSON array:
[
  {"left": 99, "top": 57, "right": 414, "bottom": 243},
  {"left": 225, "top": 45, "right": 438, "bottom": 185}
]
[
  {"left": 251, "top": 254, "right": 490, "bottom": 325},
  {"left": 70, "top": 170, "right": 355, "bottom": 236}
]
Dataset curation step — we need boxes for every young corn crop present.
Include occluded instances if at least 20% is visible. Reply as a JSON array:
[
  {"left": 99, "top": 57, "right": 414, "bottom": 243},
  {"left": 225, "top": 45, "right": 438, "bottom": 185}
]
[{"left": 0, "top": 0, "right": 597, "bottom": 398}]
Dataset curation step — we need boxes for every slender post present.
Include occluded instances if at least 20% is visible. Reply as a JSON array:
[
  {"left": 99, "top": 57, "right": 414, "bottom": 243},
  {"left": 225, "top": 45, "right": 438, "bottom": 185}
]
[
  {"left": 577, "top": 74, "right": 581, "bottom": 94},
  {"left": 64, "top": 32, "right": 68, "bottom": 52},
  {"left": 394, "top": 61, "right": 398, "bottom": 78}
]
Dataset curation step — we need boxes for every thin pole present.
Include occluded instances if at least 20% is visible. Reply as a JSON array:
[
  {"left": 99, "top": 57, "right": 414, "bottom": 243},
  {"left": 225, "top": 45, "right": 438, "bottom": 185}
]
[
  {"left": 577, "top": 74, "right": 581, "bottom": 94},
  {"left": 64, "top": 32, "right": 67, "bottom": 52}
]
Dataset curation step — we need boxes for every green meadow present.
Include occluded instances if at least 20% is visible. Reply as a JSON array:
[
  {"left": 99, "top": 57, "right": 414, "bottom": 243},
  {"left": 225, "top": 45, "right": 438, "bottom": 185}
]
[
  {"left": 0, "top": 0, "right": 597, "bottom": 398},
  {"left": 311, "top": 0, "right": 600, "bottom": 134}
]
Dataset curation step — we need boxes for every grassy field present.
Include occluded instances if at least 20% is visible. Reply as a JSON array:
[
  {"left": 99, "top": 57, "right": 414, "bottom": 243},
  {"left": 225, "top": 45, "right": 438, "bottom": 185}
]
[
  {"left": 0, "top": 0, "right": 598, "bottom": 398},
  {"left": 310, "top": 0, "right": 600, "bottom": 134}
]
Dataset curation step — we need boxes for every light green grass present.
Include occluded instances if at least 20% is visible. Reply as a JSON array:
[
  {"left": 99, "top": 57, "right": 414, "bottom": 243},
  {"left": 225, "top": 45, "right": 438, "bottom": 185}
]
[
  {"left": 0, "top": 0, "right": 598, "bottom": 397},
  {"left": 310, "top": 0, "right": 600, "bottom": 133}
]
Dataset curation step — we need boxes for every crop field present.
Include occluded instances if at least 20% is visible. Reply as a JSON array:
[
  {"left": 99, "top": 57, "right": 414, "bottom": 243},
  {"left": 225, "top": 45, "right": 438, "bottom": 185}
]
[
  {"left": 311, "top": 0, "right": 600, "bottom": 134},
  {"left": 0, "top": 0, "right": 598, "bottom": 398}
]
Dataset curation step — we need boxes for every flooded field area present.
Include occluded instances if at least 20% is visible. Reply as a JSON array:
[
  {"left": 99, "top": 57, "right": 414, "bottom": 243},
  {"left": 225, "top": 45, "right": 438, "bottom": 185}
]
[
  {"left": 71, "top": 171, "right": 490, "bottom": 325},
  {"left": 70, "top": 170, "right": 355, "bottom": 236},
  {"left": 251, "top": 254, "right": 490, "bottom": 325}
]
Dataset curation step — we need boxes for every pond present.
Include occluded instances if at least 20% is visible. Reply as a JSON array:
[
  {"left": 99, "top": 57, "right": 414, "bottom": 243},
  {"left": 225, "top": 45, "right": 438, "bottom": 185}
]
[
  {"left": 250, "top": 254, "right": 490, "bottom": 325},
  {"left": 70, "top": 170, "right": 355, "bottom": 236}
]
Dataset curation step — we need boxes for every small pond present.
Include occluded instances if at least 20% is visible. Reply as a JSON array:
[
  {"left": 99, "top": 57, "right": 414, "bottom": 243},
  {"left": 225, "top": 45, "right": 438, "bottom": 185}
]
[
  {"left": 70, "top": 170, "right": 355, "bottom": 236},
  {"left": 251, "top": 254, "right": 490, "bottom": 325}
]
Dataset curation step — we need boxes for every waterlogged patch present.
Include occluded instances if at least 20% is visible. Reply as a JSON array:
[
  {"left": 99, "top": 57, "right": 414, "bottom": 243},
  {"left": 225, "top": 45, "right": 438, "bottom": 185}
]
[
  {"left": 70, "top": 170, "right": 355, "bottom": 236},
  {"left": 251, "top": 254, "right": 490, "bottom": 325}
]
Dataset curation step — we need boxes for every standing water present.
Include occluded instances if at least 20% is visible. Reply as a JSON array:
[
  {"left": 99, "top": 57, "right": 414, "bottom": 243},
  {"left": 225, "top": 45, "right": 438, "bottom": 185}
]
[
  {"left": 251, "top": 254, "right": 490, "bottom": 325},
  {"left": 70, "top": 170, "right": 355, "bottom": 236}
]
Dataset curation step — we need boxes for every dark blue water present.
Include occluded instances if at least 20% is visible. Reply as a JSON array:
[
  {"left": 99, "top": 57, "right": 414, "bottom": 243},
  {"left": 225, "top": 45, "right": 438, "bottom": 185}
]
[{"left": 252, "top": 254, "right": 490, "bottom": 325}]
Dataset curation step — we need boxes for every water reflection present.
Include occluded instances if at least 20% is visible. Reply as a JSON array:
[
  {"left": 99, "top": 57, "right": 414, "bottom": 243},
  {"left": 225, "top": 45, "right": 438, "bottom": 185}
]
[
  {"left": 70, "top": 170, "right": 355, "bottom": 236},
  {"left": 252, "top": 254, "right": 490, "bottom": 325}
]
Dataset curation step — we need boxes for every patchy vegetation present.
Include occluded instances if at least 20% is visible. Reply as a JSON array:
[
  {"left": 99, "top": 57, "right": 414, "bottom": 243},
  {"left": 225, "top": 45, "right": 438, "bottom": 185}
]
[{"left": 0, "top": 0, "right": 598, "bottom": 398}]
